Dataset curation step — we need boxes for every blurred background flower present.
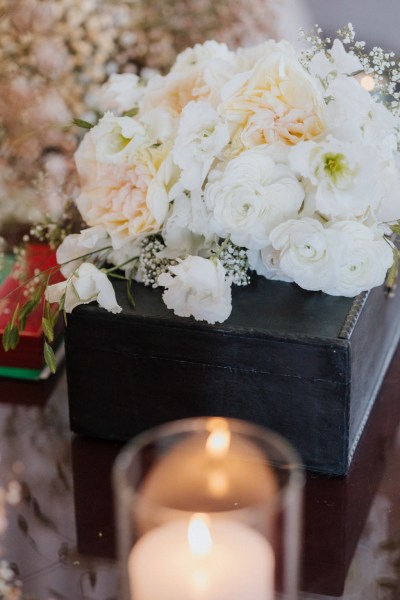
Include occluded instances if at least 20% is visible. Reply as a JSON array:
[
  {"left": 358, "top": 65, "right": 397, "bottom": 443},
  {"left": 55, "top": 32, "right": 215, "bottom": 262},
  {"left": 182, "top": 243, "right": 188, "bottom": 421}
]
[{"left": 0, "top": 0, "right": 310, "bottom": 233}]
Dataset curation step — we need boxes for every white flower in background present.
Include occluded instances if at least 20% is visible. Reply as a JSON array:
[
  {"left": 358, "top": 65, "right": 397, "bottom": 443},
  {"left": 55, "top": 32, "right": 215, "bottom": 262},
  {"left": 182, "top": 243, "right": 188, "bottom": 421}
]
[
  {"left": 46, "top": 263, "right": 122, "bottom": 314},
  {"left": 158, "top": 256, "right": 232, "bottom": 323},
  {"left": 205, "top": 146, "right": 304, "bottom": 249},
  {"left": 172, "top": 101, "right": 229, "bottom": 191},
  {"left": 289, "top": 137, "right": 377, "bottom": 220},
  {"left": 323, "top": 221, "right": 393, "bottom": 296},
  {"left": 270, "top": 217, "right": 334, "bottom": 291},
  {"left": 56, "top": 226, "right": 110, "bottom": 277},
  {"left": 309, "top": 39, "right": 362, "bottom": 80},
  {"left": 221, "top": 48, "right": 326, "bottom": 150},
  {"left": 95, "top": 73, "right": 146, "bottom": 113}
]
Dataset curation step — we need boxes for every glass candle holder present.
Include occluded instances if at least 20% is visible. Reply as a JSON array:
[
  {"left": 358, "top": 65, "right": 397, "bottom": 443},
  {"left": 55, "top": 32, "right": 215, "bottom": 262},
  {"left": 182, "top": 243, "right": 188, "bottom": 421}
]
[{"left": 113, "top": 417, "right": 304, "bottom": 600}]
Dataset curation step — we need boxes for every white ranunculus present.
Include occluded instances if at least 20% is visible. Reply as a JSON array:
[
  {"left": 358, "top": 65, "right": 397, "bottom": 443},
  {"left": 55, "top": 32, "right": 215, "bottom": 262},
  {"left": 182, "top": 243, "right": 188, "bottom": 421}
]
[
  {"left": 324, "top": 221, "right": 393, "bottom": 296},
  {"left": 158, "top": 256, "right": 232, "bottom": 324},
  {"left": 90, "top": 112, "right": 147, "bottom": 164},
  {"left": 247, "top": 247, "right": 293, "bottom": 282},
  {"left": 270, "top": 217, "right": 334, "bottom": 291},
  {"left": 57, "top": 226, "right": 111, "bottom": 278},
  {"left": 46, "top": 263, "right": 122, "bottom": 314},
  {"left": 172, "top": 101, "right": 229, "bottom": 191},
  {"left": 204, "top": 146, "right": 305, "bottom": 249},
  {"left": 289, "top": 136, "right": 377, "bottom": 220},
  {"left": 309, "top": 39, "right": 363, "bottom": 79},
  {"left": 95, "top": 73, "right": 145, "bottom": 113}
]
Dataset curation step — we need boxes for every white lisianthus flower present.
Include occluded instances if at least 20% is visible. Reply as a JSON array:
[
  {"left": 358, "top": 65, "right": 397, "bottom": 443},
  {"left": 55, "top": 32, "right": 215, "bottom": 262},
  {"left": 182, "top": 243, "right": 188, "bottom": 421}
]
[
  {"left": 158, "top": 256, "right": 232, "bottom": 323},
  {"left": 323, "top": 221, "right": 393, "bottom": 296},
  {"left": 325, "top": 77, "right": 396, "bottom": 145},
  {"left": 162, "top": 193, "right": 216, "bottom": 257},
  {"left": 309, "top": 39, "right": 363, "bottom": 79},
  {"left": 204, "top": 146, "right": 305, "bottom": 249},
  {"left": 89, "top": 112, "right": 147, "bottom": 165},
  {"left": 46, "top": 263, "right": 122, "bottom": 314},
  {"left": 270, "top": 217, "right": 334, "bottom": 291},
  {"left": 172, "top": 101, "right": 230, "bottom": 191},
  {"left": 289, "top": 137, "right": 377, "bottom": 220},
  {"left": 95, "top": 73, "right": 146, "bottom": 113},
  {"left": 57, "top": 226, "right": 111, "bottom": 278}
]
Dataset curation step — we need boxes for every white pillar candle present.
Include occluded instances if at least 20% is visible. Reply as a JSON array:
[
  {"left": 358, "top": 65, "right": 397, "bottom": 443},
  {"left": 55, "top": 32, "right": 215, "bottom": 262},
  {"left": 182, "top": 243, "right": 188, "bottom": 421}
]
[{"left": 128, "top": 514, "right": 275, "bottom": 600}]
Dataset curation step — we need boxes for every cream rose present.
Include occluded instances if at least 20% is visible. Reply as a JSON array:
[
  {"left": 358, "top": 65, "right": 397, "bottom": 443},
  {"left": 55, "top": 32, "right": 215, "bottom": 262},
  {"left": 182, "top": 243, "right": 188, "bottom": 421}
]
[
  {"left": 75, "top": 125, "right": 174, "bottom": 249},
  {"left": 221, "top": 49, "right": 326, "bottom": 152}
]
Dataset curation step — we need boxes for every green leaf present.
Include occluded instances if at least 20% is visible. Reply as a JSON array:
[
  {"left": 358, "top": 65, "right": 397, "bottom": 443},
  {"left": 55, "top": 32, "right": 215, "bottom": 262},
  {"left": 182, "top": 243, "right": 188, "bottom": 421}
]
[
  {"left": 42, "top": 317, "right": 54, "bottom": 343},
  {"left": 9, "top": 326, "right": 20, "bottom": 350},
  {"left": 123, "top": 107, "right": 139, "bottom": 117},
  {"left": 10, "top": 302, "right": 20, "bottom": 328},
  {"left": 73, "top": 117, "right": 94, "bottom": 129},
  {"left": 2, "top": 323, "right": 11, "bottom": 351},
  {"left": 44, "top": 341, "right": 56, "bottom": 374},
  {"left": 19, "top": 298, "right": 39, "bottom": 327}
]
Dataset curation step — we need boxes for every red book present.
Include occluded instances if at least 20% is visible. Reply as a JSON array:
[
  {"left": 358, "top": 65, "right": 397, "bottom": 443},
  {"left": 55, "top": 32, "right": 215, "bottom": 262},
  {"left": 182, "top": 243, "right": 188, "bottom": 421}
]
[{"left": 0, "top": 244, "right": 63, "bottom": 374}]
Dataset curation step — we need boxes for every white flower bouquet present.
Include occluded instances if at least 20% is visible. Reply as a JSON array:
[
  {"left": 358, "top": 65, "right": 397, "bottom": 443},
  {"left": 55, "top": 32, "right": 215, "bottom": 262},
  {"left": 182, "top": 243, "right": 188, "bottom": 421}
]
[{"left": 3, "top": 25, "right": 400, "bottom": 371}]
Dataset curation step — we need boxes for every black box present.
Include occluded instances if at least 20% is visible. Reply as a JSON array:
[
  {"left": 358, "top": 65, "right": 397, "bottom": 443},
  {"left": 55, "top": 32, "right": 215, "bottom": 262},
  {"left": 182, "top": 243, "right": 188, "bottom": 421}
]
[{"left": 65, "top": 276, "right": 400, "bottom": 475}]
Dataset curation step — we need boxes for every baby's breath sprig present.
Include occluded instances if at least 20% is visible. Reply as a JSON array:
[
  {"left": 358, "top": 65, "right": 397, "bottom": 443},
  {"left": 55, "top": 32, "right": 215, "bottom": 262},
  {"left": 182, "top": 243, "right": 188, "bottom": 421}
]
[
  {"left": 300, "top": 23, "right": 400, "bottom": 131},
  {"left": 214, "top": 238, "right": 251, "bottom": 286},
  {"left": 139, "top": 236, "right": 178, "bottom": 287}
]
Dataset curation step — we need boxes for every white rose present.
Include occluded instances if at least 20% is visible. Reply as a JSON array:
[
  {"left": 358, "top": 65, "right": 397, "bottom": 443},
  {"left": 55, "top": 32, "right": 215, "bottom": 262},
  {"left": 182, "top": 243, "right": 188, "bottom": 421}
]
[
  {"left": 204, "top": 146, "right": 305, "bottom": 249},
  {"left": 289, "top": 136, "right": 378, "bottom": 220},
  {"left": 46, "top": 263, "right": 122, "bottom": 314},
  {"left": 270, "top": 217, "right": 334, "bottom": 291},
  {"left": 95, "top": 73, "right": 145, "bottom": 113},
  {"left": 57, "top": 226, "right": 111, "bottom": 278},
  {"left": 158, "top": 256, "right": 232, "bottom": 324},
  {"left": 323, "top": 221, "right": 393, "bottom": 296},
  {"left": 172, "top": 101, "right": 229, "bottom": 191}
]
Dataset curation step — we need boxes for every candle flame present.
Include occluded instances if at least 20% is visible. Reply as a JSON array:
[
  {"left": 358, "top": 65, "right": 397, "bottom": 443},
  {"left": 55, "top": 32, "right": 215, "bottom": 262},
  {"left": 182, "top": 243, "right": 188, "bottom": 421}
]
[
  {"left": 188, "top": 514, "right": 212, "bottom": 557},
  {"left": 360, "top": 74, "right": 375, "bottom": 92},
  {"left": 205, "top": 419, "right": 231, "bottom": 458}
]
